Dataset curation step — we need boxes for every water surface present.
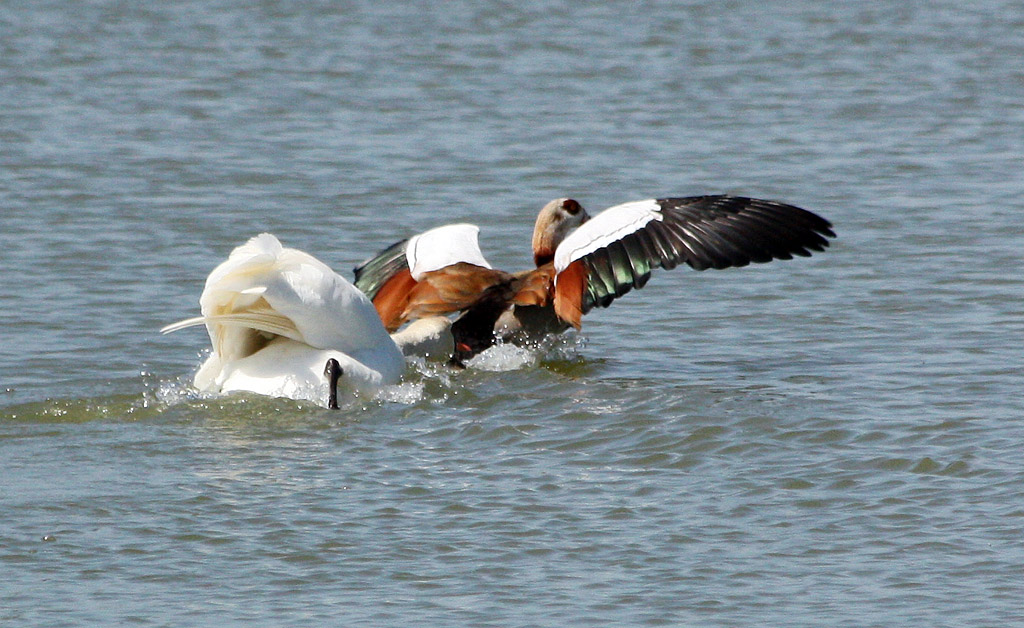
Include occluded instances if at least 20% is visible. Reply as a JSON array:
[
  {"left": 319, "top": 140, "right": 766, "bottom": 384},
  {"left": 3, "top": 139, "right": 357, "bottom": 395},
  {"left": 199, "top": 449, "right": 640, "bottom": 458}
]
[{"left": 3, "top": 1, "right": 1024, "bottom": 626}]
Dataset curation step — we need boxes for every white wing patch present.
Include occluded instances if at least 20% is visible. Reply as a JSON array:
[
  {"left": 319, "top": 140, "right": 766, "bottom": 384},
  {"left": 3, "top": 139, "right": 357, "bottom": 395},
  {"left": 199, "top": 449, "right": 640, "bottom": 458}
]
[
  {"left": 406, "top": 223, "right": 492, "bottom": 281},
  {"left": 554, "top": 199, "right": 662, "bottom": 272}
]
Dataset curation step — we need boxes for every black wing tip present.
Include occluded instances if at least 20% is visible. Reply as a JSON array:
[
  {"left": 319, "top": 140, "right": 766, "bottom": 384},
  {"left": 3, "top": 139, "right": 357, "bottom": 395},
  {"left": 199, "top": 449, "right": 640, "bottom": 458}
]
[
  {"left": 657, "top": 194, "right": 833, "bottom": 222},
  {"left": 659, "top": 193, "right": 835, "bottom": 238},
  {"left": 650, "top": 194, "right": 837, "bottom": 272}
]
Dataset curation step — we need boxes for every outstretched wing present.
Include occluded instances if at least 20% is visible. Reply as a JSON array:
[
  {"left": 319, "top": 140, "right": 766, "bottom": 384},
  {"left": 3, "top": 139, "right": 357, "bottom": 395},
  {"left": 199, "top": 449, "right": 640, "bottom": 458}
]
[{"left": 552, "top": 196, "right": 835, "bottom": 327}]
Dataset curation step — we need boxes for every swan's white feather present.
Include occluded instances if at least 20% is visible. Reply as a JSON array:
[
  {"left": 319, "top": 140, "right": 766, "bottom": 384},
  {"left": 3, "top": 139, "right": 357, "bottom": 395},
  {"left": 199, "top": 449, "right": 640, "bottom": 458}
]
[
  {"left": 406, "top": 223, "right": 492, "bottom": 281},
  {"left": 160, "top": 316, "right": 207, "bottom": 334},
  {"left": 202, "top": 312, "right": 299, "bottom": 339},
  {"left": 553, "top": 199, "right": 661, "bottom": 273},
  {"left": 161, "top": 310, "right": 298, "bottom": 338}
]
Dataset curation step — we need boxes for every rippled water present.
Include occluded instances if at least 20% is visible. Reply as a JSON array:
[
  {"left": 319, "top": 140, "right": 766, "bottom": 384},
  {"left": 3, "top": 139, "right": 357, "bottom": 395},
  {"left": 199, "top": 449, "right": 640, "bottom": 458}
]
[{"left": 3, "top": 1, "right": 1024, "bottom": 625}]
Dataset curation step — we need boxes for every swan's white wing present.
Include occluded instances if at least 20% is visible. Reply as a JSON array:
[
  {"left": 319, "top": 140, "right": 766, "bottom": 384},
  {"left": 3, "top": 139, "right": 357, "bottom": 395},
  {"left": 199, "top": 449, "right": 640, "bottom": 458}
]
[
  {"left": 259, "top": 245, "right": 392, "bottom": 353},
  {"left": 550, "top": 196, "right": 835, "bottom": 326},
  {"left": 168, "top": 234, "right": 408, "bottom": 403},
  {"left": 406, "top": 223, "right": 491, "bottom": 280}
]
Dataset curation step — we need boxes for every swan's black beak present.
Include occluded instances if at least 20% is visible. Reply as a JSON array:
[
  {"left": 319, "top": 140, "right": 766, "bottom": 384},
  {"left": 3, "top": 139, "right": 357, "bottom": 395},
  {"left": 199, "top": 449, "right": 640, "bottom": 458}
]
[{"left": 324, "top": 358, "right": 343, "bottom": 409}]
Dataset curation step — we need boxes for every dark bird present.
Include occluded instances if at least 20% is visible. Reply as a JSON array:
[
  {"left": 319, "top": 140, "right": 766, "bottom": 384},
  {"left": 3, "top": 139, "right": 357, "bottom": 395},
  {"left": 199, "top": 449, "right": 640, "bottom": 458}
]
[{"left": 354, "top": 195, "right": 835, "bottom": 362}]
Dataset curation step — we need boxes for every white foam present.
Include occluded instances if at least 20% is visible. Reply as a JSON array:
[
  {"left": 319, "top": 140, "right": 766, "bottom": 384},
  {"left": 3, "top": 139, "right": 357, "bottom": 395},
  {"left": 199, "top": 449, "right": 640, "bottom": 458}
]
[
  {"left": 465, "top": 342, "right": 538, "bottom": 371},
  {"left": 377, "top": 381, "right": 426, "bottom": 404}
]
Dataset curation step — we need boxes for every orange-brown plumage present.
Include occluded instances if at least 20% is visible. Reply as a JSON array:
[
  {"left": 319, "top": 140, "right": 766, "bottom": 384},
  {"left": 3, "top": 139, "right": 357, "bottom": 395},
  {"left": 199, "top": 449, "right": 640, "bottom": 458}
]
[
  {"left": 552, "top": 260, "right": 586, "bottom": 330},
  {"left": 372, "top": 265, "right": 515, "bottom": 333},
  {"left": 402, "top": 263, "right": 513, "bottom": 324},
  {"left": 511, "top": 264, "right": 556, "bottom": 308},
  {"left": 373, "top": 268, "right": 418, "bottom": 332}
]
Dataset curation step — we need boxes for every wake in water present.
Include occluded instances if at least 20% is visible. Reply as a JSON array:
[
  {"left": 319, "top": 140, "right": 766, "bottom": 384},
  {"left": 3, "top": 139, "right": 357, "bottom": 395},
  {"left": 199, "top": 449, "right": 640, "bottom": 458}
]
[
  {"left": 0, "top": 335, "right": 587, "bottom": 423},
  {"left": 154, "top": 332, "right": 586, "bottom": 410}
]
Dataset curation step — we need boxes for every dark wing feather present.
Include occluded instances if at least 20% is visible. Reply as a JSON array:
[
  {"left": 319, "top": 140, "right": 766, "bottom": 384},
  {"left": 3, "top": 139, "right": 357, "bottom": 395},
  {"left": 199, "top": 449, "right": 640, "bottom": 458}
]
[
  {"left": 353, "top": 238, "right": 410, "bottom": 300},
  {"left": 575, "top": 195, "right": 834, "bottom": 314}
]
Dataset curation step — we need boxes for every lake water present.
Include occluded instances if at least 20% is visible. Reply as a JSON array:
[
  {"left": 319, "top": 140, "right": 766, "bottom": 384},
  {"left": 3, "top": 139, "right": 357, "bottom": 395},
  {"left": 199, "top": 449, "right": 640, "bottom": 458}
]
[{"left": 3, "top": 1, "right": 1024, "bottom": 625}]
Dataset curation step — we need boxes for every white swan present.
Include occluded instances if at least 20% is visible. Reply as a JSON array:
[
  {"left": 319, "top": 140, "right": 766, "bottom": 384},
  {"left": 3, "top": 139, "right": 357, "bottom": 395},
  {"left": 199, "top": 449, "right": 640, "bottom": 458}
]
[{"left": 162, "top": 233, "right": 452, "bottom": 407}]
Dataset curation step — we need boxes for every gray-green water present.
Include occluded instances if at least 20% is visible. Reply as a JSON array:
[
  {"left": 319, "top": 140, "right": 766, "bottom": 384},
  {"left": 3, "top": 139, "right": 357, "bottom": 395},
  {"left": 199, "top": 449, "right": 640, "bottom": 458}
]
[{"left": 3, "top": 1, "right": 1024, "bottom": 625}]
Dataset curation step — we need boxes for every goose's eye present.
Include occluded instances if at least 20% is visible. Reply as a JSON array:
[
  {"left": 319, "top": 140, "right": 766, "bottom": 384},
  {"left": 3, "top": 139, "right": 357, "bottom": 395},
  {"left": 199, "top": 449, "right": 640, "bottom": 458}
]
[{"left": 562, "top": 199, "right": 582, "bottom": 215}]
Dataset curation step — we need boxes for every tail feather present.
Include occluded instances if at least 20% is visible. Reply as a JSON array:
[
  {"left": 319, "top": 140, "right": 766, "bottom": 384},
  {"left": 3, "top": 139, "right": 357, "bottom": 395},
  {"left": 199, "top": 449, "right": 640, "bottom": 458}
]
[
  {"left": 203, "top": 311, "right": 300, "bottom": 340},
  {"left": 161, "top": 316, "right": 207, "bottom": 334},
  {"left": 161, "top": 309, "right": 300, "bottom": 341}
]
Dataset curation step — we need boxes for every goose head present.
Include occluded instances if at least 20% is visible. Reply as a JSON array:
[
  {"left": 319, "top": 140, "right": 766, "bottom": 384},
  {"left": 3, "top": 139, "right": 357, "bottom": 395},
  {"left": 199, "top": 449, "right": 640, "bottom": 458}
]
[{"left": 531, "top": 198, "right": 590, "bottom": 267}]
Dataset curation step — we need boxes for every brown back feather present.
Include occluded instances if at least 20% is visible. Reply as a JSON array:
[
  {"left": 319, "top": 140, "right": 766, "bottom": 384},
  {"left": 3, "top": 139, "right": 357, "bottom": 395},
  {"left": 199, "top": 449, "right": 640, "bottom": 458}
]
[
  {"left": 402, "top": 263, "right": 514, "bottom": 324},
  {"left": 511, "top": 264, "right": 556, "bottom": 308}
]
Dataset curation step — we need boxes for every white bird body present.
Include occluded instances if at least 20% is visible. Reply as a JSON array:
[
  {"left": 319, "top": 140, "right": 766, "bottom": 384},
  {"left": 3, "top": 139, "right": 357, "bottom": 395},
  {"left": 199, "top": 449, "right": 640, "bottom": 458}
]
[
  {"left": 164, "top": 234, "right": 413, "bottom": 405},
  {"left": 193, "top": 336, "right": 394, "bottom": 401}
]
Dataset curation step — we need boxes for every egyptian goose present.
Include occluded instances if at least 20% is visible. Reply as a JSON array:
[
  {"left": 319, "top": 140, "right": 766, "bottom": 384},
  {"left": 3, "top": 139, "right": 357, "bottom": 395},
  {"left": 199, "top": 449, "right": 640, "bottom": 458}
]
[
  {"left": 354, "top": 196, "right": 835, "bottom": 362},
  {"left": 162, "top": 234, "right": 453, "bottom": 408}
]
